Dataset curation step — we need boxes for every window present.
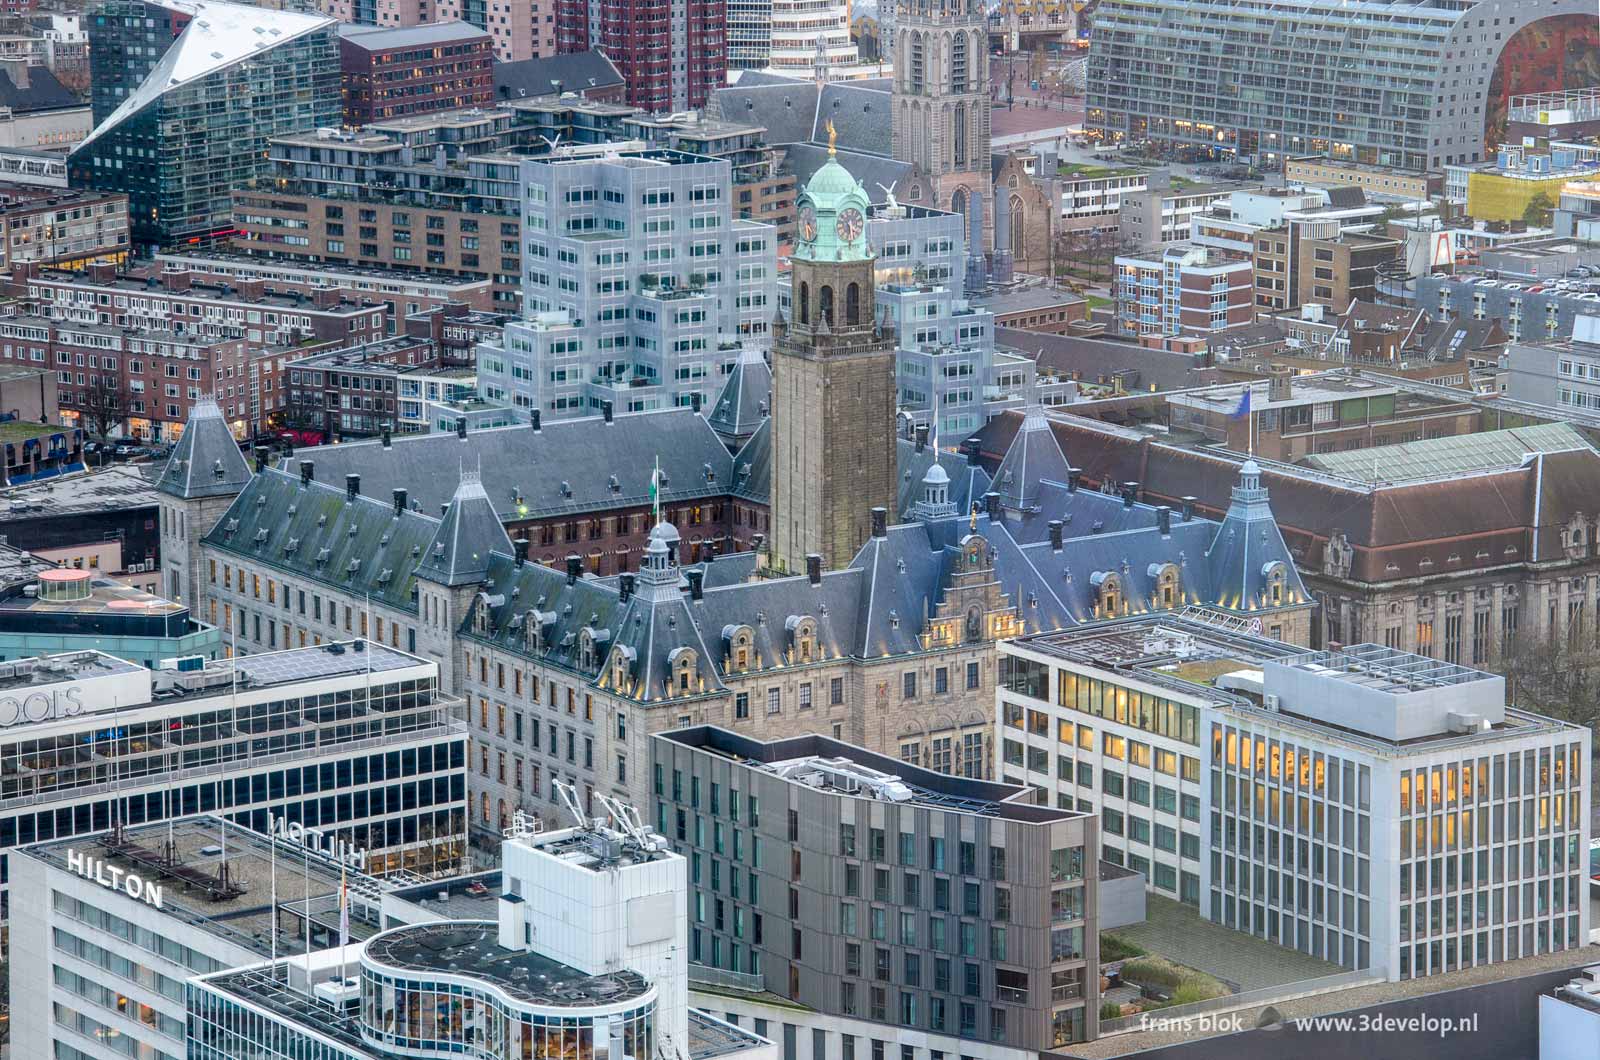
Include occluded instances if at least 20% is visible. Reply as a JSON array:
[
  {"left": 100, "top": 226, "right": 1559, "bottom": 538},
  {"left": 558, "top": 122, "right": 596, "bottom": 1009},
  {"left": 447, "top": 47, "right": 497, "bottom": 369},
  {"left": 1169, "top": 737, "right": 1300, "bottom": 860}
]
[
  {"left": 831, "top": 677, "right": 844, "bottom": 704},
  {"left": 766, "top": 688, "right": 780, "bottom": 714}
]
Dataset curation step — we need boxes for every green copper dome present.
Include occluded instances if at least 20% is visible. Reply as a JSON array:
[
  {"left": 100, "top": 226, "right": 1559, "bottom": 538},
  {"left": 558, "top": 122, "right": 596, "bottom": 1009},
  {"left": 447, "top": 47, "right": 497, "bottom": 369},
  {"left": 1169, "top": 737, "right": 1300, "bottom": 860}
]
[{"left": 794, "top": 122, "right": 872, "bottom": 263}]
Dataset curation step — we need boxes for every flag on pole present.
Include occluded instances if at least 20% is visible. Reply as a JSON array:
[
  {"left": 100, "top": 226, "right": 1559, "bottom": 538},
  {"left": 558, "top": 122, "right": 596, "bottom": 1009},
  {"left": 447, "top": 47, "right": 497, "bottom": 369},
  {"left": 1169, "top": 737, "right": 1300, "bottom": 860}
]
[
  {"left": 649, "top": 456, "right": 661, "bottom": 525},
  {"left": 339, "top": 861, "right": 350, "bottom": 955},
  {"left": 1228, "top": 386, "right": 1252, "bottom": 420}
]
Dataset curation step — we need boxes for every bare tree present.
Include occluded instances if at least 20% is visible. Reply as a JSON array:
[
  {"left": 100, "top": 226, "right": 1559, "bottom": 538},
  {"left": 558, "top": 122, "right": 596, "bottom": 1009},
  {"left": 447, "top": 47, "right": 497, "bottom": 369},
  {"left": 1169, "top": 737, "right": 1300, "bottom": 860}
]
[
  {"left": 1498, "top": 629, "right": 1600, "bottom": 732},
  {"left": 78, "top": 372, "right": 130, "bottom": 443}
]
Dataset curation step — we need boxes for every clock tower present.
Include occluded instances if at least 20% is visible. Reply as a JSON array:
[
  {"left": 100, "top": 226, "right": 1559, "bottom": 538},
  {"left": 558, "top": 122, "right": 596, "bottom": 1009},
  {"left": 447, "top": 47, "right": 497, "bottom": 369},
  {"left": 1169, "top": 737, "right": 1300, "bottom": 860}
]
[{"left": 770, "top": 129, "right": 899, "bottom": 574}]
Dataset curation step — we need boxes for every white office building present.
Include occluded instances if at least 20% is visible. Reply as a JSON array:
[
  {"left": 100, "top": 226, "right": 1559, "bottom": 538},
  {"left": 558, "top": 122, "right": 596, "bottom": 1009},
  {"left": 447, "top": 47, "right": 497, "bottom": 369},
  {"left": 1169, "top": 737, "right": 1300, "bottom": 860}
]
[
  {"left": 178, "top": 799, "right": 771, "bottom": 1060},
  {"left": 998, "top": 614, "right": 1590, "bottom": 982}
]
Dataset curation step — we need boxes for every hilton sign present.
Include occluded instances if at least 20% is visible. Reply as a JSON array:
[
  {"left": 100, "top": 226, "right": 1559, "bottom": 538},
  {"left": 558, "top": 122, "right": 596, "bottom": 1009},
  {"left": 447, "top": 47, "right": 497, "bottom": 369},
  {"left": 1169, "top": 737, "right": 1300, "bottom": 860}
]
[
  {"left": 65, "top": 848, "right": 164, "bottom": 909},
  {"left": 270, "top": 815, "right": 368, "bottom": 871}
]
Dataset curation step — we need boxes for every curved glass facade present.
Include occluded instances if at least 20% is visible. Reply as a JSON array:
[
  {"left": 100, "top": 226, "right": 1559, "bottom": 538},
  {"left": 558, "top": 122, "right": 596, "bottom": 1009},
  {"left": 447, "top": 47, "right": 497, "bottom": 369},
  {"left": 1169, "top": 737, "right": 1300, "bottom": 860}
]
[{"left": 359, "top": 924, "right": 657, "bottom": 1060}]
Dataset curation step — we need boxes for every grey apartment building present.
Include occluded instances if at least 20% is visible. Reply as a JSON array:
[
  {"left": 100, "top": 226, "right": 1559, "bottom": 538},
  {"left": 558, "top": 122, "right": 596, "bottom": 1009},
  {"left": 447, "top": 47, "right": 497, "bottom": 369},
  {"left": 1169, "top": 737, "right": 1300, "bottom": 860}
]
[
  {"left": 999, "top": 615, "right": 1590, "bottom": 982},
  {"left": 1503, "top": 315, "right": 1600, "bottom": 413},
  {"left": 652, "top": 727, "right": 1100, "bottom": 1058},
  {"left": 477, "top": 148, "right": 777, "bottom": 419}
]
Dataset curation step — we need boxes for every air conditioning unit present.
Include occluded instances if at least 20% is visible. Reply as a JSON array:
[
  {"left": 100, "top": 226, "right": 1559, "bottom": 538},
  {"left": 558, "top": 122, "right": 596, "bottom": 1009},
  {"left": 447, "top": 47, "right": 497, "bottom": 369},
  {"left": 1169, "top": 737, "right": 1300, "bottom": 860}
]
[{"left": 1263, "top": 693, "right": 1281, "bottom": 713}]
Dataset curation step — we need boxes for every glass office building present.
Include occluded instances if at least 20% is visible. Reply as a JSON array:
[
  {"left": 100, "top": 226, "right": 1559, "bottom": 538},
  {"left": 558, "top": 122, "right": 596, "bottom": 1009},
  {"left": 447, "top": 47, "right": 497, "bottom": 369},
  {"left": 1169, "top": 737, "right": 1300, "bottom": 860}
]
[
  {"left": 71, "top": 0, "right": 340, "bottom": 248},
  {"left": 1086, "top": 0, "right": 1600, "bottom": 173}
]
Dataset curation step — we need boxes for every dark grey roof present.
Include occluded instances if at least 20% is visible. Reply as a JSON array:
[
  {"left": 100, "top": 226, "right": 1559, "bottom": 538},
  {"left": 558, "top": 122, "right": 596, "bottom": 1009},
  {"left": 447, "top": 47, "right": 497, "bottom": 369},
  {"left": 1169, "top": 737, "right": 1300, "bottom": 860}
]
[
  {"left": 710, "top": 82, "right": 818, "bottom": 146},
  {"left": 276, "top": 408, "right": 741, "bottom": 522},
  {"left": 811, "top": 81, "right": 891, "bottom": 152},
  {"left": 731, "top": 417, "right": 770, "bottom": 503},
  {"left": 154, "top": 398, "right": 253, "bottom": 500},
  {"left": 203, "top": 469, "right": 438, "bottom": 614},
  {"left": 338, "top": 20, "right": 487, "bottom": 49},
  {"left": 707, "top": 347, "right": 770, "bottom": 447},
  {"left": 785, "top": 144, "right": 910, "bottom": 197},
  {"left": 418, "top": 472, "right": 514, "bottom": 587},
  {"left": 493, "top": 49, "right": 624, "bottom": 101},
  {"left": 992, "top": 406, "right": 1071, "bottom": 510},
  {"left": 1003, "top": 329, "right": 1224, "bottom": 392},
  {"left": 895, "top": 439, "right": 988, "bottom": 521},
  {"left": 0, "top": 65, "right": 81, "bottom": 114},
  {"left": 1324, "top": 186, "right": 1367, "bottom": 208}
]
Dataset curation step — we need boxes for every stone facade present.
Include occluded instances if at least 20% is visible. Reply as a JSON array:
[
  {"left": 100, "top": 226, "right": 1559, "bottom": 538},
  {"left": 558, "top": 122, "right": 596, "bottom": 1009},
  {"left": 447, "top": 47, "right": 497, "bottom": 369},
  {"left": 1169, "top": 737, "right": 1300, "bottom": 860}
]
[{"left": 890, "top": 0, "right": 991, "bottom": 243}]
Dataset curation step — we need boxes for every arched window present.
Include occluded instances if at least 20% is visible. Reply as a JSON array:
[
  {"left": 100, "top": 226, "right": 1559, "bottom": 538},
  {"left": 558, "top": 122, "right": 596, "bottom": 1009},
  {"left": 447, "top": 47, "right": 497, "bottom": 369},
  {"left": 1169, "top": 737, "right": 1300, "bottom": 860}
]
[
  {"left": 954, "top": 102, "right": 967, "bottom": 167},
  {"left": 1010, "top": 194, "right": 1027, "bottom": 256},
  {"left": 819, "top": 285, "right": 834, "bottom": 325},
  {"left": 845, "top": 283, "right": 860, "bottom": 325},
  {"left": 951, "top": 31, "right": 967, "bottom": 93},
  {"left": 798, "top": 281, "right": 809, "bottom": 324}
]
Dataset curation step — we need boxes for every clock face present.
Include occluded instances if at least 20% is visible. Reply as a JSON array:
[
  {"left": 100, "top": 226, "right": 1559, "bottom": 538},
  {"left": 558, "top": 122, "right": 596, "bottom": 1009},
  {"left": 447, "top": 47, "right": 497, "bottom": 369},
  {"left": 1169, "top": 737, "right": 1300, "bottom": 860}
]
[
  {"left": 836, "top": 207, "right": 865, "bottom": 243},
  {"left": 797, "top": 204, "right": 818, "bottom": 242}
]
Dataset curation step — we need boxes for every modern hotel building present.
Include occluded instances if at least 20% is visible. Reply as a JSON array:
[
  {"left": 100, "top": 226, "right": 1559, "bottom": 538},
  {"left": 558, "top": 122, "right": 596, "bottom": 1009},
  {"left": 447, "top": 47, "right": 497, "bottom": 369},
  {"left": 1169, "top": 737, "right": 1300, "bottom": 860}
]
[
  {"left": 0, "top": 640, "right": 466, "bottom": 945},
  {"left": 998, "top": 613, "right": 1590, "bottom": 981}
]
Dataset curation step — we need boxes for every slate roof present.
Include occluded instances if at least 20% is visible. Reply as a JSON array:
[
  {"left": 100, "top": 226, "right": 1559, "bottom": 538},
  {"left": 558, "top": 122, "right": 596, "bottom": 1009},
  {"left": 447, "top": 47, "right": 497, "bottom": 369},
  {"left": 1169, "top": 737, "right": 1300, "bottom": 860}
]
[
  {"left": 276, "top": 408, "right": 748, "bottom": 520},
  {"left": 493, "top": 49, "right": 624, "bottom": 101},
  {"left": 154, "top": 397, "right": 253, "bottom": 499},
  {"left": 785, "top": 144, "right": 911, "bottom": 199},
  {"left": 991, "top": 406, "right": 1071, "bottom": 511},
  {"left": 0, "top": 65, "right": 81, "bottom": 114},
  {"left": 1001, "top": 329, "right": 1226, "bottom": 392},
  {"left": 895, "top": 439, "right": 989, "bottom": 522},
  {"left": 709, "top": 79, "right": 890, "bottom": 155},
  {"left": 731, "top": 418, "right": 771, "bottom": 504},
  {"left": 417, "top": 471, "right": 514, "bottom": 587},
  {"left": 707, "top": 346, "right": 770, "bottom": 448},
  {"left": 971, "top": 407, "right": 1600, "bottom": 585},
  {"left": 203, "top": 468, "right": 438, "bottom": 614}
]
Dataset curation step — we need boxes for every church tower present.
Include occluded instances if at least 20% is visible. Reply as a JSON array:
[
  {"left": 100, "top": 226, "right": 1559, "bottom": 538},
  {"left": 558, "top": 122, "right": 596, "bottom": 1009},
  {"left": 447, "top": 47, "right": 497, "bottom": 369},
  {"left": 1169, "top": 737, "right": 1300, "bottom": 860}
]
[
  {"left": 890, "top": 0, "right": 992, "bottom": 238},
  {"left": 770, "top": 130, "right": 898, "bottom": 574}
]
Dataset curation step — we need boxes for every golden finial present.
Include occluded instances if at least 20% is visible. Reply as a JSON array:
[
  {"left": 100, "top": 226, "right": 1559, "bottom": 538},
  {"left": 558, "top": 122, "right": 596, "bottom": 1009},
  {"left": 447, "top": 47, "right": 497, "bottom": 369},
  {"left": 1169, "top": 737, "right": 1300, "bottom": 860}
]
[{"left": 826, "top": 119, "right": 837, "bottom": 157}]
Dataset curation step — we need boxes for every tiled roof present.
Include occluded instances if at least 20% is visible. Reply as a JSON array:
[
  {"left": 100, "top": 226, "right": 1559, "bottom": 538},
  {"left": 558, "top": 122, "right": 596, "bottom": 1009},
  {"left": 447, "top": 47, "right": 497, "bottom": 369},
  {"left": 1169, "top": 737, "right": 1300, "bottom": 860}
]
[{"left": 417, "top": 472, "right": 514, "bottom": 587}]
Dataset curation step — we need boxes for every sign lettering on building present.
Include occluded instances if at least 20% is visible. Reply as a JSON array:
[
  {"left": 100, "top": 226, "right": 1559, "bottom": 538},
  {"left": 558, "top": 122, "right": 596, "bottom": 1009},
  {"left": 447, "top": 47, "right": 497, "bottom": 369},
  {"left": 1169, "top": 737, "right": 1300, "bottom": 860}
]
[
  {"left": 0, "top": 686, "right": 84, "bottom": 728},
  {"left": 65, "top": 848, "right": 164, "bottom": 909},
  {"left": 270, "top": 815, "right": 368, "bottom": 870}
]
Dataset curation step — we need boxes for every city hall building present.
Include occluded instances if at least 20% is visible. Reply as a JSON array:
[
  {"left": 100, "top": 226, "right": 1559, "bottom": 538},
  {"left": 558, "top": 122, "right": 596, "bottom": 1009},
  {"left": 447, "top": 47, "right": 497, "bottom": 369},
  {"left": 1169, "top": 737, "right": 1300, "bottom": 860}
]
[
  {"left": 0, "top": 639, "right": 467, "bottom": 943},
  {"left": 998, "top": 614, "right": 1590, "bottom": 981}
]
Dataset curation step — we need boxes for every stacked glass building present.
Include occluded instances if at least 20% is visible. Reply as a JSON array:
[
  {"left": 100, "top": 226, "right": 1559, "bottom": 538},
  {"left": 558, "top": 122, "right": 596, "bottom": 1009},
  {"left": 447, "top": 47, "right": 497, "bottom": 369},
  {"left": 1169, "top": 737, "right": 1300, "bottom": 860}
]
[
  {"left": 71, "top": 0, "right": 340, "bottom": 248},
  {"left": 1086, "top": 0, "right": 1600, "bottom": 173}
]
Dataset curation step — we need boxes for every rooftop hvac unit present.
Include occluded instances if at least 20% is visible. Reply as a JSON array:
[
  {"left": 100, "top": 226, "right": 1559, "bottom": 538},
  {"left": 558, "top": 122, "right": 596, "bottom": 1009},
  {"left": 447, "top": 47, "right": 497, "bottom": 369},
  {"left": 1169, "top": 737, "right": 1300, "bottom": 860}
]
[{"left": 1262, "top": 693, "right": 1281, "bottom": 713}]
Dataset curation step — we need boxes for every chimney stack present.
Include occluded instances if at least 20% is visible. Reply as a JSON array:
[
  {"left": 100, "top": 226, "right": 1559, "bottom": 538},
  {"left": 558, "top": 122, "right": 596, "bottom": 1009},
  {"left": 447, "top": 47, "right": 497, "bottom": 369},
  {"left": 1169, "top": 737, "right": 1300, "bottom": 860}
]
[
  {"left": 1267, "top": 367, "right": 1292, "bottom": 403},
  {"left": 565, "top": 554, "right": 582, "bottom": 585},
  {"left": 914, "top": 423, "right": 928, "bottom": 453},
  {"left": 456, "top": 417, "right": 467, "bottom": 440},
  {"left": 1066, "top": 467, "right": 1080, "bottom": 493},
  {"left": 686, "top": 568, "right": 704, "bottom": 601},
  {"left": 690, "top": 392, "right": 702, "bottom": 414},
  {"left": 381, "top": 425, "right": 391, "bottom": 449},
  {"left": 870, "top": 507, "right": 888, "bottom": 538},
  {"left": 752, "top": 532, "right": 765, "bottom": 553},
  {"left": 806, "top": 553, "right": 822, "bottom": 585},
  {"left": 1181, "top": 496, "right": 1197, "bottom": 522},
  {"left": 984, "top": 491, "right": 1001, "bottom": 522},
  {"left": 530, "top": 409, "right": 541, "bottom": 432},
  {"left": 299, "top": 460, "right": 314, "bottom": 486},
  {"left": 1048, "top": 519, "right": 1063, "bottom": 552},
  {"left": 514, "top": 538, "right": 530, "bottom": 567},
  {"left": 602, "top": 400, "right": 614, "bottom": 423},
  {"left": 254, "top": 446, "right": 269, "bottom": 473},
  {"left": 1156, "top": 506, "right": 1171, "bottom": 536},
  {"left": 392, "top": 488, "right": 407, "bottom": 517},
  {"left": 963, "top": 438, "right": 981, "bottom": 466},
  {"left": 1121, "top": 481, "right": 1138, "bottom": 508},
  {"left": 345, "top": 473, "right": 360, "bottom": 501},
  {"left": 619, "top": 573, "right": 635, "bottom": 603}
]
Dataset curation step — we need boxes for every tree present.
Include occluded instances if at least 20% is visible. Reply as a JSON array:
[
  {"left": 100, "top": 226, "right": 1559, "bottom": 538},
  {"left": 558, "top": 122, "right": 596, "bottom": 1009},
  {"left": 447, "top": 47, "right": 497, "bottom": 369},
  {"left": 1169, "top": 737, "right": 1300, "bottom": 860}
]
[
  {"left": 78, "top": 372, "right": 129, "bottom": 443},
  {"left": 1498, "top": 628, "right": 1600, "bottom": 732},
  {"left": 1522, "top": 191, "right": 1555, "bottom": 229}
]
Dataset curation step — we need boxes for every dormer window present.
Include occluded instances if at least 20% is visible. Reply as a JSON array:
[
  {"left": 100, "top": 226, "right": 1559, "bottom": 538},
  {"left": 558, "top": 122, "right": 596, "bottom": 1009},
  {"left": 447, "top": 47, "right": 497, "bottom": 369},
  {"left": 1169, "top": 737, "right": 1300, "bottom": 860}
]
[{"left": 787, "top": 615, "right": 818, "bottom": 662}]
